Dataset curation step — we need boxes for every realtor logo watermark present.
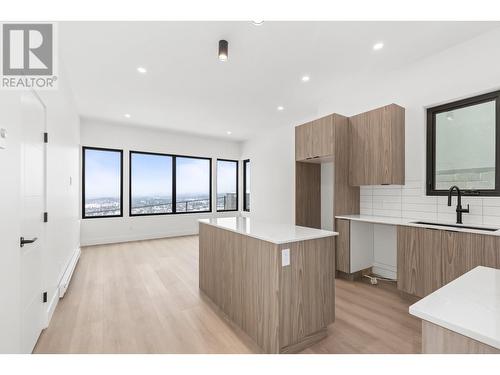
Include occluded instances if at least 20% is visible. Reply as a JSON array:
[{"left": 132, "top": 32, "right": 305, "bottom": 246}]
[{"left": 1, "top": 23, "right": 58, "bottom": 89}]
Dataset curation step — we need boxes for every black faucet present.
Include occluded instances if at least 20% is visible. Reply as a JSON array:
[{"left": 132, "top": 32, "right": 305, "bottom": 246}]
[{"left": 447, "top": 185, "right": 469, "bottom": 224}]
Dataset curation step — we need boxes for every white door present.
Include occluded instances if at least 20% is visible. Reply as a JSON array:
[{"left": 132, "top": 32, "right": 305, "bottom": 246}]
[{"left": 19, "top": 91, "right": 46, "bottom": 353}]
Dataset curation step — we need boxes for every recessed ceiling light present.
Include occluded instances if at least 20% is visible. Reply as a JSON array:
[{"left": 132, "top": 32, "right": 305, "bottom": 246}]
[
  {"left": 137, "top": 66, "right": 147, "bottom": 74},
  {"left": 301, "top": 75, "right": 310, "bottom": 82},
  {"left": 124, "top": 113, "right": 131, "bottom": 118},
  {"left": 252, "top": 20, "right": 264, "bottom": 26},
  {"left": 226, "top": 131, "right": 232, "bottom": 135},
  {"left": 373, "top": 42, "right": 384, "bottom": 51},
  {"left": 277, "top": 106, "right": 284, "bottom": 111}
]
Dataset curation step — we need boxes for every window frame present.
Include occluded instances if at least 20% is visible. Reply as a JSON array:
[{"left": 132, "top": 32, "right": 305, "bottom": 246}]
[
  {"left": 426, "top": 90, "right": 500, "bottom": 196},
  {"left": 243, "top": 159, "right": 250, "bottom": 212},
  {"left": 216, "top": 158, "right": 239, "bottom": 212},
  {"left": 82, "top": 146, "right": 124, "bottom": 219},
  {"left": 129, "top": 150, "right": 213, "bottom": 216}
]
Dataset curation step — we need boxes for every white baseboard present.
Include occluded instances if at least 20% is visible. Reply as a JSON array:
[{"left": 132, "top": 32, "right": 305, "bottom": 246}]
[
  {"left": 59, "top": 247, "right": 81, "bottom": 298},
  {"left": 80, "top": 230, "right": 198, "bottom": 247},
  {"left": 43, "top": 246, "right": 81, "bottom": 328},
  {"left": 45, "top": 289, "right": 59, "bottom": 328}
]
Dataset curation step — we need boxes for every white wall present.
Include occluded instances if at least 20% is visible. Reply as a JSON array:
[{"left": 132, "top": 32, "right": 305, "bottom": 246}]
[
  {"left": 243, "top": 28, "right": 500, "bottom": 227},
  {"left": 0, "top": 62, "right": 80, "bottom": 352},
  {"left": 241, "top": 124, "right": 295, "bottom": 224},
  {"left": 80, "top": 118, "right": 242, "bottom": 246}
]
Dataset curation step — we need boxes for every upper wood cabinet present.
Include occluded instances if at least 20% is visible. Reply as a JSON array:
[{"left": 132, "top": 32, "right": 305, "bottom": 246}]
[
  {"left": 295, "top": 115, "right": 334, "bottom": 161},
  {"left": 349, "top": 104, "right": 405, "bottom": 185},
  {"left": 295, "top": 122, "right": 313, "bottom": 161}
]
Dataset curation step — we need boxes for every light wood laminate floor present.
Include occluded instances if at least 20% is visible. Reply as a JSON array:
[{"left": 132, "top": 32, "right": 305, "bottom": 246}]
[{"left": 34, "top": 236, "right": 421, "bottom": 354}]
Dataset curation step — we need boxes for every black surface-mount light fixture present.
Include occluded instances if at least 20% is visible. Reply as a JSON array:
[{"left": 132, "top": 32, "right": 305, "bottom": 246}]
[{"left": 218, "top": 40, "right": 228, "bottom": 61}]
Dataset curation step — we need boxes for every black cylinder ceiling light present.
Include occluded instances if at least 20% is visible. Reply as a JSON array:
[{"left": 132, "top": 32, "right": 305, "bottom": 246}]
[{"left": 218, "top": 40, "right": 228, "bottom": 61}]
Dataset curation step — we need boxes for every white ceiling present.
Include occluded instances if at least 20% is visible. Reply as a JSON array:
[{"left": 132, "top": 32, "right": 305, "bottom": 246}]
[{"left": 60, "top": 21, "right": 500, "bottom": 141}]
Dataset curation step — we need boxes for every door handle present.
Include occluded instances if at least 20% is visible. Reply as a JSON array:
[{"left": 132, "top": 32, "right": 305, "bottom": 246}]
[{"left": 20, "top": 237, "right": 38, "bottom": 247}]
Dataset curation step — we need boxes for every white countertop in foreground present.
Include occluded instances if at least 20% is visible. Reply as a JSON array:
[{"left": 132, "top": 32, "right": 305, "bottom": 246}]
[
  {"left": 335, "top": 214, "right": 500, "bottom": 236},
  {"left": 409, "top": 266, "right": 500, "bottom": 349},
  {"left": 199, "top": 217, "right": 338, "bottom": 245}
]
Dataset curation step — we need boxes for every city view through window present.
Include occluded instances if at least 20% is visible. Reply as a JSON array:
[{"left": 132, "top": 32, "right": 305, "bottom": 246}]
[{"left": 84, "top": 149, "right": 241, "bottom": 217}]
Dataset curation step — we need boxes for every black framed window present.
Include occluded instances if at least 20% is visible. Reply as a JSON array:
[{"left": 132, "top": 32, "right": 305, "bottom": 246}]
[
  {"left": 216, "top": 159, "right": 238, "bottom": 212},
  {"left": 427, "top": 90, "right": 500, "bottom": 196},
  {"left": 130, "top": 151, "right": 173, "bottom": 216},
  {"left": 243, "top": 159, "right": 250, "bottom": 211},
  {"left": 82, "top": 146, "right": 123, "bottom": 218},
  {"left": 175, "top": 156, "right": 212, "bottom": 213}
]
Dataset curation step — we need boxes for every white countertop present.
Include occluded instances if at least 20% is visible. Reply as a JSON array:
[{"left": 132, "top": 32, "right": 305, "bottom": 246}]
[
  {"left": 335, "top": 214, "right": 500, "bottom": 236},
  {"left": 409, "top": 266, "right": 500, "bottom": 349},
  {"left": 199, "top": 217, "right": 338, "bottom": 245}
]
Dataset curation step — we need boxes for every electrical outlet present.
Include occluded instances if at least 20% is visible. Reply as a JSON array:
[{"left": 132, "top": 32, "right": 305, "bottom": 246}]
[{"left": 281, "top": 248, "right": 290, "bottom": 267}]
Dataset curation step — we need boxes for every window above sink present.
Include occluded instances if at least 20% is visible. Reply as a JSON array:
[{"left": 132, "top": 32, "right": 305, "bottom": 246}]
[{"left": 426, "top": 90, "right": 500, "bottom": 196}]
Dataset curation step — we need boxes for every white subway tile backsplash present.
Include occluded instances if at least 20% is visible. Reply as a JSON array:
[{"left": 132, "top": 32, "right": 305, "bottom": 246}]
[
  {"left": 402, "top": 203, "right": 436, "bottom": 212},
  {"left": 483, "top": 216, "right": 500, "bottom": 226},
  {"left": 372, "top": 208, "right": 402, "bottom": 218},
  {"left": 482, "top": 205, "right": 500, "bottom": 217},
  {"left": 356, "top": 179, "right": 500, "bottom": 224},
  {"left": 360, "top": 186, "right": 373, "bottom": 196},
  {"left": 360, "top": 207, "right": 373, "bottom": 215},
  {"left": 483, "top": 197, "right": 500, "bottom": 207},
  {"left": 402, "top": 211, "right": 437, "bottom": 221}
]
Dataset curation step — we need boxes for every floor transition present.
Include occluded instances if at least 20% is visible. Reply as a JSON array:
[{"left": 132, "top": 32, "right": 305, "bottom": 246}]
[{"left": 34, "top": 236, "right": 421, "bottom": 354}]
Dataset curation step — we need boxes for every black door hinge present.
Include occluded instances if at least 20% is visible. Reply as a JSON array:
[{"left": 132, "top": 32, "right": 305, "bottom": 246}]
[
  {"left": 44, "top": 132, "right": 48, "bottom": 143},
  {"left": 44, "top": 212, "right": 48, "bottom": 223},
  {"left": 42, "top": 292, "right": 47, "bottom": 303}
]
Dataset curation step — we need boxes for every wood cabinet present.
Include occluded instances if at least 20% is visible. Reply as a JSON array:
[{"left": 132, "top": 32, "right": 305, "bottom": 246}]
[
  {"left": 199, "top": 222, "right": 335, "bottom": 353},
  {"left": 295, "top": 122, "right": 313, "bottom": 161},
  {"left": 349, "top": 104, "right": 405, "bottom": 185},
  {"left": 441, "top": 231, "right": 486, "bottom": 285},
  {"left": 295, "top": 113, "right": 359, "bottom": 233},
  {"left": 295, "top": 115, "right": 335, "bottom": 161},
  {"left": 335, "top": 219, "right": 350, "bottom": 273},
  {"left": 397, "top": 226, "right": 442, "bottom": 298},
  {"left": 397, "top": 226, "right": 500, "bottom": 297}
]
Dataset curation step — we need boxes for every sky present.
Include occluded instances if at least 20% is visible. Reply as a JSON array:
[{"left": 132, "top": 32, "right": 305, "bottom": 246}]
[
  {"left": 85, "top": 149, "right": 238, "bottom": 199},
  {"left": 84, "top": 149, "right": 121, "bottom": 199}
]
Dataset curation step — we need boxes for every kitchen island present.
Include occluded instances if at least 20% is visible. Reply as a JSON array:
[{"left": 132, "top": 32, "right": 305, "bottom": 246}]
[
  {"left": 409, "top": 266, "right": 500, "bottom": 353},
  {"left": 199, "top": 217, "right": 337, "bottom": 353}
]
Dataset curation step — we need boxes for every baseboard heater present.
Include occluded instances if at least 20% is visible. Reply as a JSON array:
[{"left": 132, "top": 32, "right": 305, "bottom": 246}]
[{"left": 59, "top": 247, "right": 81, "bottom": 298}]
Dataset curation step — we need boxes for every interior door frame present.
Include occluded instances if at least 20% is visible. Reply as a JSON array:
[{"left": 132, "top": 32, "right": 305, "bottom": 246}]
[{"left": 31, "top": 89, "right": 48, "bottom": 328}]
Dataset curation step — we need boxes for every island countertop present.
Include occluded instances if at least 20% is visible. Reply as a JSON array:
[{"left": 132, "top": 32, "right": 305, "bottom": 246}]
[
  {"left": 409, "top": 266, "right": 500, "bottom": 350},
  {"left": 199, "top": 217, "right": 338, "bottom": 245}
]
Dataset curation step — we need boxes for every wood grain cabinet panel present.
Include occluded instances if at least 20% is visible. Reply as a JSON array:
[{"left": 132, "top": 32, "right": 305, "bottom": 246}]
[
  {"left": 349, "top": 104, "right": 405, "bottom": 185},
  {"left": 295, "top": 162, "right": 321, "bottom": 229},
  {"left": 295, "top": 116, "right": 335, "bottom": 161},
  {"left": 441, "top": 231, "right": 485, "bottom": 285},
  {"left": 311, "top": 115, "right": 334, "bottom": 158},
  {"left": 200, "top": 223, "right": 335, "bottom": 353},
  {"left": 483, "top": 235, "right": 500, "bottom": 268},
  {"left": 335, "top": 219, "right": 350, "bottom": 273},
  {"left": 295, "top": 122, "right": 313, "bottom": 161},
  {"left": 398, "top": 227, "right": 500, "bottom": 298},
  {"left": 397, "top": 226, "right": 442, "bottom": 298}
]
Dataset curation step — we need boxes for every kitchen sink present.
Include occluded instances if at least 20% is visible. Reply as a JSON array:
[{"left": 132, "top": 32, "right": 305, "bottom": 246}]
[{"left": 411, "top": 221, "right": 499, "bottom": 232}]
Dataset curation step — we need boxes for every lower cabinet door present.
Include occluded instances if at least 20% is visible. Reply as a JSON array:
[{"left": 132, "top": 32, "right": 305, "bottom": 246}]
[
  {"left": 441, "top": 231, "right": 484, "bottom": 285},
  {"left": 397, "top": 226, "right": 442, "bottom": 298}
]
